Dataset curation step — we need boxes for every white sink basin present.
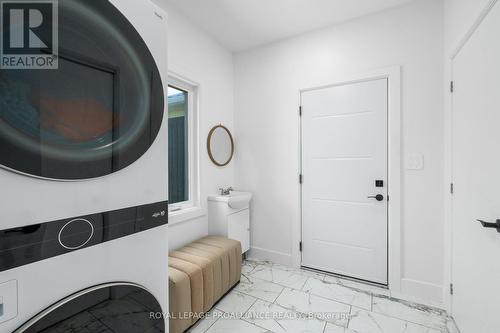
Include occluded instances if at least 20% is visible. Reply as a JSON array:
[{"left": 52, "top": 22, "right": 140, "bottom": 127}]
[
  {"left": 208, "top": 191, "right": 253, "bottom": 209},
  {"left": 227, "top": 191, "right": 253, "bottom": 209}
]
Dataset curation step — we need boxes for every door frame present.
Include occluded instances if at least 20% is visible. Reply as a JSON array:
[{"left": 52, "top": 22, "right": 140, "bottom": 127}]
[
  {"left": 444, "top": 0, "right": 499, "bottom": 313},
  {"left": 294, "top": 66, "right": 402, "bottom": 291}
]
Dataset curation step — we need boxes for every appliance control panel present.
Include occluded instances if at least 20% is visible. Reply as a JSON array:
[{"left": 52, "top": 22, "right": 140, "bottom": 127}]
[{"left": 0, "top": 201, "right": 168, "bottom": 273}]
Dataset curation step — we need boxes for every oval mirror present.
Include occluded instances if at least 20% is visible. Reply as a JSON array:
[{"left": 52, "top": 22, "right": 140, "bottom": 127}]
[{"left": 207, "top": 125, "right": 234, "bottom": 167}]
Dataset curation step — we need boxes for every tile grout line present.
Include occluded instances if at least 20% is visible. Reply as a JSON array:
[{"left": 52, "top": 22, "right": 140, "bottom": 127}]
[
  {"left": 260, "top": 260, "right": 386, "bottom": 295},
  {"left": 243, "top": 297, "right": 259, "bottom": 316},
  {"left": 367, "top": 306, "right": 446, "bottom": 331},
  {"left": 268, "top": 288, "right": 351, "bottom": 329},
  {"left": 272, "top": 285, "right": 286, "bottom": 304},
  {"left": 201, "top": 318, "right": 219, "bottom": 333},
  {"left": 299, "top": 277, "right": 310, "bottom": 291},
  {"left": 249, "top": 271, "right": 345, "bottom": 297},
  {"left": 348, "top": 305, "right": 353, "bottom": 329},
  {"left": 212, "top": 301, "right": 273, "bottom": 333},
  {"left": 252, "top": 275, "right": 372, "bottom": 312},
  {"left": 253, "top": 263, "right": 325, "bottom": 278},
  {"left": 321, "top": 320, "right": 328, "bottom": 333},
  {"left": 201, "top": 309, "right": 223, "bottom": 333},
  {"left": 302, "top": 288, "right": 372, "bottom": 311},
  {"left": 236, "top": 290, "right": 278, "bottom": 305},
  {"left": 239, "top": 316, "right": 277, "bottom": 333}
]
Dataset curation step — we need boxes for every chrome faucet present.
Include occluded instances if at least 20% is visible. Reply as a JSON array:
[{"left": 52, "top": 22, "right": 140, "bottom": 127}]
[{"left": 218, "top": 187, "right": 234, "bottom": 196}]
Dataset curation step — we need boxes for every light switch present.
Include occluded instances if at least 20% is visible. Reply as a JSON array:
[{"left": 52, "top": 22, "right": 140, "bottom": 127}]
[
  {"left": 405, "top": 154, "right": 424, "bottom": 170},
  {"left": 0, "top": 280, "right": 17, "bottom": 324}
]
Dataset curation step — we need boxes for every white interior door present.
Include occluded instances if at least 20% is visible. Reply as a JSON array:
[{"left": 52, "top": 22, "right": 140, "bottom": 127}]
[
  {"left": 301, "top": 79, "right": 388, "bottom": 284},
  {"left": 451, "top": 2, "right": 500, "bottom": 332}
]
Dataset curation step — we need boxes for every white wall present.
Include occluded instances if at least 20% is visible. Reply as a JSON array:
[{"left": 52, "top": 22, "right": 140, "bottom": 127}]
[
  {"left": 153, "top": 1, "right": 235, "bottom": 250},
  {"left": 234, "top": 0, "right": 445, "bottom": 305},
  {"left": 444, "top": 0, "right": 492, "bottom": 53}
]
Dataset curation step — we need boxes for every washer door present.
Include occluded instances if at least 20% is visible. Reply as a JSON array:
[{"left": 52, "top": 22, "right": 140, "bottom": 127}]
[
  {"left": 15, "top": 283, "right": 165, "bottom": 332},
  {"left": 0, "top": 0, "right": 164, "bottom": 180}
]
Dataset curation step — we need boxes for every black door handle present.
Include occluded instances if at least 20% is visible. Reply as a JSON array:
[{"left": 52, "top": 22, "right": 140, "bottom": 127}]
[
  {"left": 477, "top": 219, "right": 500, "bottom": 233},
  {"left": 368, "top": 194, "right": 384, "bottom": 202}
]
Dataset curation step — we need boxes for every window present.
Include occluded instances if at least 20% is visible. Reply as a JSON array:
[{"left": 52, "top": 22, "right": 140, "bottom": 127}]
[
  {"left": 167, "top": 76, "right": 199, "bottom": 216},
  {"left": 168, "top": 86, "right": 189, "bottom": 204}
]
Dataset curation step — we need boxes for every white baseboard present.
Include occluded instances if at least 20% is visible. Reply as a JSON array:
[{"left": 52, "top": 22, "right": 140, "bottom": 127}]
[
  {"left": 248, "top": 246, "right": 293, "bottom": 266},
  {"left": 393, "top": 278, "right": 445, "bottom": 309}
]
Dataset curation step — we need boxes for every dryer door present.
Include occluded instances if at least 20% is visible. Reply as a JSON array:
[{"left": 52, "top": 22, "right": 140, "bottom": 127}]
[
  {"left": 14, "top": 283, "right": 165, "bottom": 332},
  {"left": 0, "top": 0, "right": 165, "bottom": 180}
]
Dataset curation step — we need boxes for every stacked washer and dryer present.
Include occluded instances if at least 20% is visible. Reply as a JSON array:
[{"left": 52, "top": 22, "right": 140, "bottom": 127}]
[{"left": 0, "top": 0, "right": 169, "bottom": 332}]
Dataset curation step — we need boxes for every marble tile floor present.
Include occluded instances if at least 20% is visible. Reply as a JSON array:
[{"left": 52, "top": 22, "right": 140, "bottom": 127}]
[{"left": 188, "top": 259, "right": 457, "bottom": 333}]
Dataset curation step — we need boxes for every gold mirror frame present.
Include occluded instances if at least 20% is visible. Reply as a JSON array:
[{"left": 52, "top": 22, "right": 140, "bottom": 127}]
[{"left": 207, "top": 125, "right": 234, "bottom": 167}]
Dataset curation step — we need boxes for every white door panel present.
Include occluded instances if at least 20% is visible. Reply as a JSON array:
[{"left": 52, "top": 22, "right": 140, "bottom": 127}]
[
  {"left": 302, "top": 79, "right": 388, "bottom": 284},
  {"left": 304, "top": 81, "right": 388, "bottom": 118},
  {"left": 304, "top": 239, "right": 379, "bottom": 279},
  {"left": 228, "top": 209, "right": 250, "bottom": 253},
  {"left": 308, "top": 115, "right": 380, "bottom": 157},
  {"left": 309, "top": 160, "right": 380, "bottom": 201},
  {"left": 305, "top": 201, "right": 386, "bottom": 248},
  {"left": 451, "top": 2, "right": 500, "bottom": 332}
]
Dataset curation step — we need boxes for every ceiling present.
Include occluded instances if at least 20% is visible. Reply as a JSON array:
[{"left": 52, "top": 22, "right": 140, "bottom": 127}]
[{"left": 159, "top": 0, "right": 416, "bottom": 52}]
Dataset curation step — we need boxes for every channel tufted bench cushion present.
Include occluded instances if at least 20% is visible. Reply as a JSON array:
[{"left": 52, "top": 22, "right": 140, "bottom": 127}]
[
  {"left": 198, "top": 236, "right": 242, "bottom": 285},
  {"left": 168, "top": 236, "right": 242, "bottom": 333},
  {"left": 168, "top": 257, "right": 204, "bottom": 320},
  {"left": 170, "top": 250, "right": 215, "bottom": 311},
  {"left": 168, "top": 267, "right": 192, "bottom": 333}
]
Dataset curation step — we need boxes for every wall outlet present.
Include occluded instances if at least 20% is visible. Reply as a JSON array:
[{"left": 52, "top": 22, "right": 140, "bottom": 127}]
[
  {"left": 405, "top": 154, "right": 424, "bottom": 170},
  {"left": 0, "top": 280, "right": 17, "bottom": 324}
]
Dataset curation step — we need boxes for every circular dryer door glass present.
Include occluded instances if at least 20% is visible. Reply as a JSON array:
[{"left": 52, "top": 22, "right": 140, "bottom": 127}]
[
  {"left": 0, "top": 0, "right": 164, "bottom": 180},
  {"left": 15, "top": 284, "right": 165, "bottom": 332}
]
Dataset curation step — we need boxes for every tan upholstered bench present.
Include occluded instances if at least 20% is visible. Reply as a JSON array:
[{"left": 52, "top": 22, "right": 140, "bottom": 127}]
[{"left": 168, "top": 236, "right": 242, "bottom": 333}]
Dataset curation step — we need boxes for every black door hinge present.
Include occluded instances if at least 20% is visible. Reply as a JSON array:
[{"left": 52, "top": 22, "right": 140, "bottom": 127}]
[
  {"left": 450, "top": 81, "right": 454, "bottom": 93},
  {"left": 299, "top": 106, "right": 302, "bottom": 116},
  {"left": 299, "top": 174, "right": 303, "bottom": 184},
  {"left": 299, "top": 241, "right": 302, "bottom": 252},
  {"left": 450, "top": 283, "right": 454, "bottom": 295},
  {"left": 450, "top": 183, "right": 454, "bottom": 194}
]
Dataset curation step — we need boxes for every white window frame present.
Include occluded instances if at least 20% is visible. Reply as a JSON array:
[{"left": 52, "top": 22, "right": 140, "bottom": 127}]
[{"left": 168, "top": 73, "right": 203, "bottom": 224}]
